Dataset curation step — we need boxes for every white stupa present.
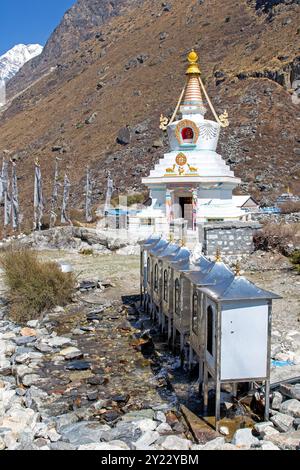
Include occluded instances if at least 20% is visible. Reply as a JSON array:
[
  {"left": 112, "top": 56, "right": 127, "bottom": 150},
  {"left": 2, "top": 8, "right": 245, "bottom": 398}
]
[{"left": 129, "top": 50, "right": 248, "bottom": 236}]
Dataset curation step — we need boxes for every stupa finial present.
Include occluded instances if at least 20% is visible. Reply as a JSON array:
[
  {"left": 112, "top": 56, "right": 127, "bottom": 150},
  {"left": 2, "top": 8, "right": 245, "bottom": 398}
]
[
  {"left": 186, "top": 50, "right": 201, "bottom": 75},
  {"left": 215, "top": 248, "right": 222, "bottom": 263}
]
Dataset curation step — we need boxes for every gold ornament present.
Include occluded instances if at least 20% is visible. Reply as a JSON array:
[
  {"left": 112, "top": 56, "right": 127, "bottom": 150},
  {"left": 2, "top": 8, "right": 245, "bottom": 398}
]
[
  {"left": 176, "top": 153, "right": 188, "bottom": 167},
  {"left": 160, "top": 114, "right": 169, "bottom": 131},
  {"left": 186, "top": 50, "right": 201, "bottom": 76},
  {"left": 218, "top": 110, "right": 229, "bottom": 128},
  {"left": 215, "top": 248, "right": 222, "bottom": 262}
]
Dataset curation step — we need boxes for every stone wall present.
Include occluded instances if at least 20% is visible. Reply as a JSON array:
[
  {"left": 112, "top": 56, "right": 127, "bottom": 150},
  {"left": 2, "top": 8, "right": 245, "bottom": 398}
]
[{"left": 199, "top": 221, "right": 262, "bottom": 257}]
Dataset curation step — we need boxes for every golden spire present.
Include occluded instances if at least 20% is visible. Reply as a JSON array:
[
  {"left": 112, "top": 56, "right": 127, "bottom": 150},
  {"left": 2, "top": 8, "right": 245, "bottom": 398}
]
[
  {"left": 215, "top": 247, "right": 222, "bottom": 263},
  {"left": 186, "top": 50, "right": 201, "bottom": 76}
]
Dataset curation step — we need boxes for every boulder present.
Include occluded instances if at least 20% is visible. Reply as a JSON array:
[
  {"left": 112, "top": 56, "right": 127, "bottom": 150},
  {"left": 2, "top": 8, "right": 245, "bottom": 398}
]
[
  {"left": 158, "top": 435, "right": 192, "bottom": 450},
  {"left": 270, "top": 411, "right": 294, "bottom": 432},
  {"left": 78, "top": 442, "right": 130, "bottom": 450},
  {"left": 59, "top": 347, "right": 83, "bottom": 360},
  {"left": 279, "top": 384, "right": 300, "bottom": 401},
  {"left": 117, "top": 127, "right": 131, "bottom": 145},
  {"left": 134, "top": 431, "right": 160, "bottom": 450},
  {"left": 60, "top": 422, "right": 111, "bottom": 446},
  {"left": 261, "top": 441, "right": 280, "bottom": 450},
  {"left": 0, "top": 359, "right": 11, "bottom": 376},
  {"left": 231, "top": 428, "right": 259, "bottom": 448},
  {"left": 47, "top": 337, "right": 72, "bottom": 348},
  {"left": 271, "top": 391, "right": 283, "bottom": 410},
  {"left": 279, "top": 399, "right": 300, "bottom": 419},
  {"left": 254, "top": 422, "right": 274, "bottom": 435},
  {"left": 267, "top": 430, "right": 300, "bottom": 451},
  {"left": 133, "top": 419, "right": 158, "bottom": 433},
  {"left": 156, "top": 423, "right": 172, "bottom": 434},
  {"left": 22, "top": 374, "right": 43, "bottom": 387}
]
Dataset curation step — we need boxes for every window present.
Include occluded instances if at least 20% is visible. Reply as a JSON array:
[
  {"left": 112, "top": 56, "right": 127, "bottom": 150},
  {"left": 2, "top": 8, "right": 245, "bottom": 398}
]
[
  {"left": 192, "top": 292, "right": 198, "bottom": 333},
  {"left": 175, "top": 279, "right": 180, "bottom": 315},
  {"left": 163, "top": 270, "right": 168, "bottom": 302},
  {"left": 207, "top": 306, "right": 214, "bottom": 356},
  {"left": 182, "top": 127, "right": 194, "bottom": 142},
  {"left": 154, "top": 264, "right": 159, "bottom": 291}
]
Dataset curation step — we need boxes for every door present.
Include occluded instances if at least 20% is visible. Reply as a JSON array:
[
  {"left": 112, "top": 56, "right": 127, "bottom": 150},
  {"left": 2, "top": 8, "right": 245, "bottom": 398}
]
[{"left": 179, "top": 197, "right": 193, "bottom": 228}]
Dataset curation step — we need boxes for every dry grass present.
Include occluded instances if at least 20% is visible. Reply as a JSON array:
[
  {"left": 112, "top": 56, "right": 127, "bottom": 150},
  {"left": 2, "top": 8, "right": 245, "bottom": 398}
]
[
  {"left": 0, "top": 249, "right": 76, "bottom": 323},
  {"left": 279, "top": 202, "right": 300, "bottom": 214},
  {"left": 254, "top": 222, "right": 300, "bottom": 255}
]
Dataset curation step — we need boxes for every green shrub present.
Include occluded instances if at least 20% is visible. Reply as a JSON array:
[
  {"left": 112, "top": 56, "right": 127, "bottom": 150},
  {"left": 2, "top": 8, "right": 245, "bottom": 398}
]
[
  {"left": 80, "top": 248, "right": 94, "bottom": 256},
  {"left": 290, "top": 250, "right": 300, "bottom": 274},
  {"left": 0, "top": 250, "right": 76, "bottom": 323}
]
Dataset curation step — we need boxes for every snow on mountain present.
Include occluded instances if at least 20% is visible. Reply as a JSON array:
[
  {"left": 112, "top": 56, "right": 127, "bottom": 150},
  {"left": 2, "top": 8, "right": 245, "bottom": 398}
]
[{"left": 0, "top": 44, "right": 43, "bottom": 82}]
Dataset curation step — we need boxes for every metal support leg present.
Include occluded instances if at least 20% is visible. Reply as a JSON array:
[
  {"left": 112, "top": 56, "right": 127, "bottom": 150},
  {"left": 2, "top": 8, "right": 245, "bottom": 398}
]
[
  {"left": 215, "top": 379, "right": 221, "bottom": 432},
  {"left": 203, "top": 362, "right": 209, "bottom": 413},
  {"left": 180, "top": 333, "right": 184, "bottom": 353},
  {"left": 189, "top": 346, "right": 193, "bottom": 371},
  {"left": 161, "top": 314, "right": 165, "bottom": 333},
  {"left": 265, "top": 380, "right": 270, "bottom": 422}
]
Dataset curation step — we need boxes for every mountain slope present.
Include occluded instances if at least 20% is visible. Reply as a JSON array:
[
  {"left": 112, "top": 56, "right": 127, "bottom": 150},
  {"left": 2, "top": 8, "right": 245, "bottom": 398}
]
[
  {"left": 0, "top": 0, "right": 299, "bottom": 233},
  {"left": 0, "top": 44, "right": 43, "bottom": 82},
  {"left": 6, "top": 0, "right": 142, "bottom": 99}
]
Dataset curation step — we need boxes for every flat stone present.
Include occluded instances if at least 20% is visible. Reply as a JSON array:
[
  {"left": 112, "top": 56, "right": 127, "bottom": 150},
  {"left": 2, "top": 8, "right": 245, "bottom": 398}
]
[
  {"left": 196, "top": 437, "right": 226, "bottom": 450},
  {"left": 156, "top": 423, "right": 172, "bottom": 434},
  {"left": 20, "top": 328, "right": 37, "bottom": 337},
  {"left": 22, "top": 374, "right": 42, "bottom": 387},
  {"left": 104, "top": 422, "right": 142, "bottom": 444},
  {"left": 60, "top": 422, "right": 111, "bottom": 446},
  {"left": 66, "top": 361, "right": 91, "bottom": 371},
  {"left": 122, "top": 409, "right": 155, "bottom": 421},
  {"left": 27, "top": 320, "right": 39, "bottom": 328},
  {"left": 0, "top": 437, "right": 5, "bottom": 450},
  {"left": 272, "top": 391, "right": 283, "bottom": 410},
  {"left": 134, "top": 431, "right": 160, "bottom": 450},
  {"left": 260, "top": 426, "right": 280, "bottom": 439},
  {"left": 158, "top": 435, "right": 192, "bottom": 451},
  {"left": 279, "top": 383, "right": 300, "bottom": 400},
  {"left": 78, "top": 442, "right": 129, "bottom": 450},
  {"left": 267, "top": 430, "right": 300, "bottom": 450},
  {"left": 15, "top": 337, "right": 36, "bottom": 346},
  {"left": 35, "top": 342, "right": 53, "bottom": 353},
  {"left": 232, "top": 428, "right": 259, "bottom": 448},
  {"left": 254, "top": 422, "right": 274, "bottom": 434},
  {"left": 261, "top": 441, "right": 280, "bottom": 450},
  {"left": 15, "top": 353, "right": 30, "bottom": 364},
  {"left": 270, "top": 412, "right": 294, "bottom": 432},
  {"left": 87, "top": 391, "right": 98, "bottom": 401},
  {"left": 48, "top": 337, "right": 72, "bottom": 348},
  {"left": 0, "top": 359, "right": 11, "bottom": 375},
  {"left": 47, "top": 428, "right": 61, "bottom": 443},
  {"left": 59, "top": 347, "right": 83, "bottom": 360},
  {"left": 50, "top": 442, "right": 77, "bottom": 451},
  {"left": 133, "top": 419, "right": 158, "bottom": 433},
  {"left": 155, "top": 411, "right": 166, "bottom": 423},
  {"left": 279, "top": 399, "right": 300, "bottom": 418}
]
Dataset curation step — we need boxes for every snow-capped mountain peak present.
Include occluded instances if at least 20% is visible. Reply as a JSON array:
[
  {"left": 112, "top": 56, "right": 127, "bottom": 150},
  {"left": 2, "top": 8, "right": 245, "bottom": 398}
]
[{"left": 0, "top": 44, "right": 43, "bottom": 82}]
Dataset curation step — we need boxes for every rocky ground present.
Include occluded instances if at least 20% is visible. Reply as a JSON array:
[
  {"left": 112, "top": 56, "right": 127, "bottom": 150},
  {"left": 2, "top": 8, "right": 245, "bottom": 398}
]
[{"left": 0, "top": 249, "right": 300, "bottom": 450}]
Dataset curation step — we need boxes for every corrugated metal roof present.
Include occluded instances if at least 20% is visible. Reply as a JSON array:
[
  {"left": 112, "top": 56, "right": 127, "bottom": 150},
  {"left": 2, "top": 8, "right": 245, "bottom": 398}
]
[
  {"left": 157, "top": 243, "right": 181, "bottom": 260},
  {"left": 162, "top": 246, "right": 191, "bottom": 263},
  {"left": 149, "top": 238, "right": 169, "bottom": 255},
  {"left": 186, "top": 261, "right": 234, "bottom": 288},
  {"left": 200, "top": 276, "right": 282, "bottom": 301},
  {"left": 142, "top": 235, "right": 161, "bottom": 249}
]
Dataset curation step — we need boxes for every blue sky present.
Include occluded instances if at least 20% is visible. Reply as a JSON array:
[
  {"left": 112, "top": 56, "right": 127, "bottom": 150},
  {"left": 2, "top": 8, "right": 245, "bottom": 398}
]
[{"left": 0, "top": 0, "right": 76, "bottom": 56}]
